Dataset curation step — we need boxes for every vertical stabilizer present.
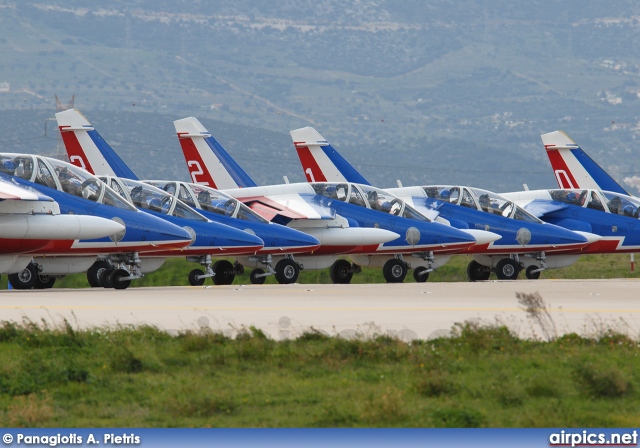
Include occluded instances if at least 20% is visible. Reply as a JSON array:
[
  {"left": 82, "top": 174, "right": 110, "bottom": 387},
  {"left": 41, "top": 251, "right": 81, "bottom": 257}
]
[
  {"left": 542, "top": 130, "right": 628, "bottom": 195},
  {"left": 55, "top": 109, "right": 139, "bottom": 180},
  {"left": 173, "top": 117, "right": 257, "bottom": 189},
  {"left": 291, "top": 126, "right": 371, "bottom": 185}
]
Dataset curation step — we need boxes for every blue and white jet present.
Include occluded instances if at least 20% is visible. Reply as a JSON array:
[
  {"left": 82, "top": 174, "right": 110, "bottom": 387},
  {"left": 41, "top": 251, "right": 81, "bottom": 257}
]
[{"left": 291, "top": 126, "right": 597, "bottom": 281}]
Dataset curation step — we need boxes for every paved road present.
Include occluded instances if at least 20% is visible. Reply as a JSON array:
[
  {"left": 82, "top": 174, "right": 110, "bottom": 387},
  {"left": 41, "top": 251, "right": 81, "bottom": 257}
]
[{"left": 1, "top": 279, "right": 638, "bottom": 340}]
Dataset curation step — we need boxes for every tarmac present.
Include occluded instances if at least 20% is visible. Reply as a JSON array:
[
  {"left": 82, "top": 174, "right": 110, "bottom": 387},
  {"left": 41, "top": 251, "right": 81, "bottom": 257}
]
[{"left": 1, "top": 279, "right": 638, "bottom": 340}]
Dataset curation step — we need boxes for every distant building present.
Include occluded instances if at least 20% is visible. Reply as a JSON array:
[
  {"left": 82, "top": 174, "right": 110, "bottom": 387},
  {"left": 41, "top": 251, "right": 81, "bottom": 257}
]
[{"left": 0, "top": 82, "right": 9, "bottom": 92}]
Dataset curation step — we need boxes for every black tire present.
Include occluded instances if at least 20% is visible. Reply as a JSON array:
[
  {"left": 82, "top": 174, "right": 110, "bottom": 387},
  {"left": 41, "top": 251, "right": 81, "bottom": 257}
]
[
  {"left": 100, "top": 269, "right": 114, "bottom": 288},
  {"left": 110, "top": 268, "right": 131, "bottom": 290},
  {"left": 212, "top": 260, "right": 235, "bottom": 285},
  {"left": 383, "top": 259, "right": 407, "bottom": 283},
  {"left": 525, "top": 265, "right": 541, "bottom": 280},
  {"left": 34, "top": 275, "right": 56, "bottom": 289},
  {"left": 413, "top": 266, "right": 430, "bottom": 283},
  {"left": 188, "top": 269, "right": 205, "bottom": 286},
  {"left": 87, "top": 260, "right": 112, "bottom": 288},
  {"left": 8, "top": 263, "right": 37, "bottom": 290},
  {"left": 275, "top": 259, "right": 300, "bottom": 284},
  {"left": 495, "top": 258, "right": 520, "bottom": 280},
  {"left": 250, "top": 268, "right": 266, "bottom": 284},
  {"left": 329, "top": 259, "right": 353, "bottom": 284},
  {"left": 467, "top": 260, "right": 491, "bottom": 282}
]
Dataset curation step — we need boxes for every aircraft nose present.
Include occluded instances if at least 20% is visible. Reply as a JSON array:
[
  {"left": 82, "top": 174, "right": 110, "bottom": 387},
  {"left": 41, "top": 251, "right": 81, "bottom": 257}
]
[
  {"left": 572, "top": 231, "right": 602, "bottom": 245},
  {"left": 155, "top": 218, "right": 195, "bottom": 242},
  {"left": 224, "top": 226, "right": 265, "bottom": 249},
  {"left": 269, "top": 225, "right": 321, "bottom": 251},
  {"left": 459, "top": 229, "right": 502, "bottom": 245}
]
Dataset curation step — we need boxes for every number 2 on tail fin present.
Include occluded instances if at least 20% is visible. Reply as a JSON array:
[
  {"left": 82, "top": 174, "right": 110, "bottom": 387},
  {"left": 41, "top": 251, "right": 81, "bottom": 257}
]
[{"left": 188, "top": 160, "right": 209, "bottom": 185}]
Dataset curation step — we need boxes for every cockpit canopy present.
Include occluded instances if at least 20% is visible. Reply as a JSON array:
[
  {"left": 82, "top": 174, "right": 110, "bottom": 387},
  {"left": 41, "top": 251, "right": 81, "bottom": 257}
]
[
  {"left": 311, "top": 182, "right": 428, "bottom": 221},
  {"left": 144, "top": 181, "right": 268, "bottom": 223},
  {"left": 423, "top": 185, "right": 542, "bottom": 223},
  {"left": 548, "top": 189, "right": 640, "bottom": 218},
  {"left": 0, "top": 153, "right": 136, "bottom": 211},
  {"left": 99, "top": 177, "right": 208, "bottom": 222}
]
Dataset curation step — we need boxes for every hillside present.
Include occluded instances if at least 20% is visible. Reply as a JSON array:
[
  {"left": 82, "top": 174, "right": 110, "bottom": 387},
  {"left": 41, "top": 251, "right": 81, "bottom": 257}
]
[{"left": 1, "top": 1, "right": 640, "bottom": 191}]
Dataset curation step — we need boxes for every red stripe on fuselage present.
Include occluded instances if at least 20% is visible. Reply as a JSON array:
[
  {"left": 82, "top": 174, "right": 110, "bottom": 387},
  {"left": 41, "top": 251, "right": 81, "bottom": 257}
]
[
  {"left": 59, "top": 127, "right": 96, "bottom": 174},
  {"left": 295, "top": 145, "right": 327, "bottom": 182},
  {"left": 0, "top": 239, "right": 51, "bottom": 254}
]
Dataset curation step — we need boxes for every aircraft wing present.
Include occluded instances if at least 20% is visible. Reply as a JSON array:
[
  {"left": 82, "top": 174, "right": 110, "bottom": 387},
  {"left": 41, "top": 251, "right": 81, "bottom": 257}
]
[
  {"left": 520, "top": 199, "right": 569, "bottom": 218},
  {"left": 237, "top": 193, "right": 335, "bottom": 220},
  {"left": 0, "top": 176, "right": 54, "bottom": 202}
]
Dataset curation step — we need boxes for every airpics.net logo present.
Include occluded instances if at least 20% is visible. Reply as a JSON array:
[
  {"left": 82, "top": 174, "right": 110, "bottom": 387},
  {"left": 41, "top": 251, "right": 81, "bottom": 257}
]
[{"left": 549, "top": 430, "right": 638, "bottom": 447}]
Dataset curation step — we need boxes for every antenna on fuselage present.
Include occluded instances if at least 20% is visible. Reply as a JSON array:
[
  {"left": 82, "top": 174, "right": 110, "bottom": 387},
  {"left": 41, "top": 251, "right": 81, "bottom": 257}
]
[{"left": 396, "top": 179, "right": 403, "bottom": 187}]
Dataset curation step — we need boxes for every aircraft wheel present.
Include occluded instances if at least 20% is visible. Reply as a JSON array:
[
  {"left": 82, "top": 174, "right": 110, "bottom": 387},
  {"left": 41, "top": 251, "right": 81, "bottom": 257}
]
[
  {"left": 525, "top": 265, "right": 541, "bottom": 280},
  {"left": 87, "top": 260, "right": 112, "bottom": 287},
  {"left": 329, "top": 259, "right": 353, "bottom": 284},
  {"left": 188, "top": 269, "right": 205, "bottom": 286},
  {"left": 467, "top": 260, "right": 491, "bottom": 282},
  {"left": 275, "top": 259, "right": 299, "bottom": 284},
  {"left": 110, "top": 268, "right": 131, "bottom": 290},
  {"left": 413, "top": 266, "right": 430, "bottom": 283},
  {"left": 8, "top": 263, "right": 37, "bottom": 290},
  {"left": 383, "top": 259, "right": 407, "bottom": 283},
  {"left": 250, "top": 268, "right": 266, "bottom": 284},
  {"left": 495, "top": 258, "right": 520, "bottom": 280},
  {"left": 100, "top": 269, "right": 114, "bottom": 288},
  {"left": 212, "top": 260, "right": 235, "bottom": 285},
  {"left": 34, "top": 275, "right": 56, "bottom": 289}
]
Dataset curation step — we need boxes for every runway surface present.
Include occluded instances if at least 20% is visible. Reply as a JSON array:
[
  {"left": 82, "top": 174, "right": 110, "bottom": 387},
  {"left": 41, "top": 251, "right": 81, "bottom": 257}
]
[{"left": 1, "top": 279, "right": 638, "bottom": 340}]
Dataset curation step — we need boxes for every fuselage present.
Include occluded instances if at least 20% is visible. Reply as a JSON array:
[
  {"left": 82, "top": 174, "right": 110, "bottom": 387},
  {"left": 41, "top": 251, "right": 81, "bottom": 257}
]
[
  {"left": 389, "top": 185, "right": 591, "bottom": 255},
  {"left": 223, "top": 182, "right": 479, "bottom": 255},
  {"left": 503, "top": 188, "right": 640, "bottom": 254}
]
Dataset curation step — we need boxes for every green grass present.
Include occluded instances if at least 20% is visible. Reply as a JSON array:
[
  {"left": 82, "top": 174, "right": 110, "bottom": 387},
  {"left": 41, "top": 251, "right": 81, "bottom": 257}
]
[
  {"left": 5, "top": 252, "right": 633, "bottom": 289},
  {"left": 1, "top": 321, "right": 640, "bottom": 427}
]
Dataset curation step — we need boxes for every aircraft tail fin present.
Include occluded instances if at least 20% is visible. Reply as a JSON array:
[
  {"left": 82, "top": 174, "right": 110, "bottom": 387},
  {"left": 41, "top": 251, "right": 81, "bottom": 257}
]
[
  {"left": 542, "top": 130, "right": 628, "bottom": 195},
  {"left": 173, "top": 117, "right": 257, "bottom": 189},
  {"left": 55, "top": 109, "right": 139, "bottom": 180},
  {"left": 290, "top": 126, "right": 371, "bottom": 185}
]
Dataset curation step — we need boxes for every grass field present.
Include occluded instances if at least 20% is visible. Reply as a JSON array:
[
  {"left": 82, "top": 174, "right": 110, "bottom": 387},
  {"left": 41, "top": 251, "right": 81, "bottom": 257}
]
[
  {"left": 0, "top": 252, "right": 637, "bottom": 290},
  {"left": 1, "top": 320, "right": 639, "bottom": 428},
  {"left": 1, "top": 254, "right": 638, "bottom": 427}
]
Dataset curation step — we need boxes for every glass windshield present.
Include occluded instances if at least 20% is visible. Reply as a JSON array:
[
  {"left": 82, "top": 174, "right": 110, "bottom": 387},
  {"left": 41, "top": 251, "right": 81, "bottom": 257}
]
[
  {"left": 602, "top": 191, "right": 640, "bottom": 218},
  {"left": 122, "top": 179, "right": 207, "bottom": 221},
  {"left": 0, "top": 154, "right": 35, "bottom": 181},
  {"left": 312, "top": 183, "right": 349, "bottom": 201},
  {"left": 548, "top": 189, "right": 587, "bottom": 206},
  {"left": 425, "top": 185, "right": 542, "bottom": 223}
]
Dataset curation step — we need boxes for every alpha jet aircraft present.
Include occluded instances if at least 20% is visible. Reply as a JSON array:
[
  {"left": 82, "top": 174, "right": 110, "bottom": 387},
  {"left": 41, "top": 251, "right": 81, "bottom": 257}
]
[
  {"left": 172, "top": 118, "right": 499, "bottom": 283},
  {"left": 0, "top": 153, "right": 196, "bottom": 289},
  {"left": 502, "top": 187, "right": 640, "bottom": 256},
  {"left": 0, "top": 175, "right": 126, "bottom": 288},
  {"left": 55, "top": 109, "right": 400, "bottom": 283},
  {"left": 54, "top": 109, "right": 322, "bottom": 285},
  {"left": 290, "top": 126, "right": 596, "bottom": 281}
]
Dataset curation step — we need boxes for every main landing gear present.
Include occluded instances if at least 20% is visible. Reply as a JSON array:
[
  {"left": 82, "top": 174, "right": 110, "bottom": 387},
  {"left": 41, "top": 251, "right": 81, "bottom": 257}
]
[
  {"left": 87, "top": 253, "right": 144, "bottom": 290},
  {"left": 8, "top": 262, "right": 59, "bottom": 290},
  {"left": 247, "top": 255, "right": 302, "bottom": 285},
  {"left": 186, "top": 255, "right": 303, "bottom": 286},
  {"left": 467, "top": 253, "right": 547, "bottom": 281}
]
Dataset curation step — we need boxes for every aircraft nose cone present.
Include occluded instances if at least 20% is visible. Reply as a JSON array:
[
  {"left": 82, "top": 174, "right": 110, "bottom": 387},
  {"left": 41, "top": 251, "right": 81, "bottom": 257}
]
[
  {"left": 276, "top": 225, "right": 321, "bottom": 250},
  {"left": 228, "top": 228, "right": 265, "bottom": 249},
  {"left": 572, "top": 231, "right": 602, "bottom": 244},
  {"left": 459, "top": 229, "right": 502, "bottom": 245}
]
